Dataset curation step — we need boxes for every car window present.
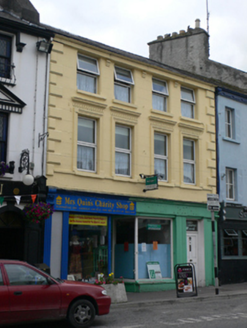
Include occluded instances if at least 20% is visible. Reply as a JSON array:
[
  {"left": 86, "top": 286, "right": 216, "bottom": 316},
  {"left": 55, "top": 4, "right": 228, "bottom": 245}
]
[
  {"left": 0, "top": 268, "right": 3, "bottom": 285},
  {"left": 4, "top": 264, "right": 48, "bottom": 286}
]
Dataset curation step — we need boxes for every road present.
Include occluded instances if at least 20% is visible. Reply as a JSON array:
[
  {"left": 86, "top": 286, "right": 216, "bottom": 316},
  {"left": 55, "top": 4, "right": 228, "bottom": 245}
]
[{"left": 1, "top": 294, "right": 247, "bottom": 328}]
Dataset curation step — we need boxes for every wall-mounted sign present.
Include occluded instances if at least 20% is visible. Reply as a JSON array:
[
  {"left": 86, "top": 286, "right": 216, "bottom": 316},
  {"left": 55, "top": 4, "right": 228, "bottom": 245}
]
[
  {"left": 144, "top": 175, "right": 158, "bottom": 192},
  {"left": 54, "top": 194, "right": 136, "bottom": 215}
]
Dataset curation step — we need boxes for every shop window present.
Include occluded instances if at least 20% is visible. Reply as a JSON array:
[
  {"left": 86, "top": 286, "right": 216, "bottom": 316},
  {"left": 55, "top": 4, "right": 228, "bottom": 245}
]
[
  {"left": 183, "top": 138, "right": 195, "bottom": 184},
  {"left": 115, "top": 125, "right": 131, "bottom": 176},
  {"left": 114, "top": 66, "right": 134, "bottom": 103},
  {"left": 77, "top": 54, "right": 99, "bottom": 93},
  {"left": 181, "top": 87, "right": 195, "bottom": 118},
  {"left": 0, "top": 34, "right": 12, "bottom": 79},
  {"left": 223, "top": 229, "right": 238, "bottom": 256},
  {"left": 152, "top": 78, "right": 168, "bottom": 112},
  {"left": 154, "top": 133, "right": 167, "bottom": 181},
  {"left": 114, "top": 218, "right": 135, "bottom": 279},
  {"left": 68, "top": 214, "right": 108, "bottom": 281},
  {"left": 138, "top": 218, "right": 171, "bottom": 279},
  {"left": 77, "top": 117, "right": 96, "bottom": 172}
]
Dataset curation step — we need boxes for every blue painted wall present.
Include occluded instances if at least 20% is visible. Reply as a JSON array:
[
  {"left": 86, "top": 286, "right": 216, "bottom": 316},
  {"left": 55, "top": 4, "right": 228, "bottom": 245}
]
[{"left": 216, "top": 88, "right": 247, "bottom": 205}]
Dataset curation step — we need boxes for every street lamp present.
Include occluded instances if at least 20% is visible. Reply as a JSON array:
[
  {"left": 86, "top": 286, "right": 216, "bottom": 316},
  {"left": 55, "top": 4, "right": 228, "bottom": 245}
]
[{"left": 18, "top": 149, "right": 34, "bottom": 186}]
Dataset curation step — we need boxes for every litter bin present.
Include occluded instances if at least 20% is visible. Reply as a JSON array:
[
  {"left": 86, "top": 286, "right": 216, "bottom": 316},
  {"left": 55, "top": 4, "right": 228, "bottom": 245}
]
[{"left": 35, "top": 263, "right": 50, "bottom": 275}]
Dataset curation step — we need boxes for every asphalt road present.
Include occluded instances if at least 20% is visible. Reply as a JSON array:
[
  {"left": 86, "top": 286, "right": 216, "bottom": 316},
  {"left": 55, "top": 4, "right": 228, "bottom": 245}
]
[{"left": 1, "top": 294, "right": 247, "bottom": 328}]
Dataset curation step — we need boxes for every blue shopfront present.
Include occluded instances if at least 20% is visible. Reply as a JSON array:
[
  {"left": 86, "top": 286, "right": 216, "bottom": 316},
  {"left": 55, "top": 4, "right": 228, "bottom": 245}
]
[{"left": 43, "top": 189, "right": 136, "bottom": 280}]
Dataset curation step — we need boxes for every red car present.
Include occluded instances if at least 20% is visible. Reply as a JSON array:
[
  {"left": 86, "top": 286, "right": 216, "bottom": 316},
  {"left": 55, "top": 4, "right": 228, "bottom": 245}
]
[{"left": 0, "top": 260, "right": 111, "bottom": 328}]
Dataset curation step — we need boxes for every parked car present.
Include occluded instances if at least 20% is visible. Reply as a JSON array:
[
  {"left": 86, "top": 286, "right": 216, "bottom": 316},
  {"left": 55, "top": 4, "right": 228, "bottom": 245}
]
[{"left": 0, "top": 260, "right": 111, "bottom": 328}]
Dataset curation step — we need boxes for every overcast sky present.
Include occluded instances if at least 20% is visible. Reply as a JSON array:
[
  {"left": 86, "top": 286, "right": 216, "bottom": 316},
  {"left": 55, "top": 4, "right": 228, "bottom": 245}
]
[{"left": 31, "top": 0, "right": 247, "bottom": 72}]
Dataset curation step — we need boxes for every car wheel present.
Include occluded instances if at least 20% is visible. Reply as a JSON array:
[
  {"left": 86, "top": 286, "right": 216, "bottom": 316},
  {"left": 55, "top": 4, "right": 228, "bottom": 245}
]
[{"left": 68, "top": 299, "right": 96, "bottom": 328}]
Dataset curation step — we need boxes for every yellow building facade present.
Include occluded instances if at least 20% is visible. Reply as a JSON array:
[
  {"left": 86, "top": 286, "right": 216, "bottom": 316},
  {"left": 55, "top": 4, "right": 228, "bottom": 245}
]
[
  {"left": 44, "top": 28, "right": 217, "bottom": 292},
  {"left": 47, "top": 34, "right": 216, "bottom": 200}
]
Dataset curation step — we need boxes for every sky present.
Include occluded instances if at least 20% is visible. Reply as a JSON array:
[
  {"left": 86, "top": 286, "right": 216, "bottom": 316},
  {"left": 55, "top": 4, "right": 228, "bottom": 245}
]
[{"left": 31, "top": 0, "right": 247, "bottom": 72}]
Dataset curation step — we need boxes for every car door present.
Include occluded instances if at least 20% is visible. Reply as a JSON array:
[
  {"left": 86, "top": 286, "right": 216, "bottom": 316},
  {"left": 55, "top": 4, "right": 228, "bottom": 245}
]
[
  {"left": 4, "top": 263, "right": 61, "bottom": 322},
  {"left": 0, "top": 264, "right": 10, "bottom": 325}
]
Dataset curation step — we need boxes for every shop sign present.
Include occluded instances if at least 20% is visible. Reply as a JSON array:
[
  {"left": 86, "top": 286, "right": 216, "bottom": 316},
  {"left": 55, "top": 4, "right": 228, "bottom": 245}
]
[
  {"left": 147, "top": 261, "right": 162, "bottom": 279},
  {"left": 146, "top": 224, "right": 161, "bottom": 230},
  {"left": 69, "top": 214, "right": 107, "bottom": 226},
  {"left": 174, "top": 263, "right": 197, "bottom": 298},
  {"left": 54, "top": 194, "right": 136, "bottom": 215}
]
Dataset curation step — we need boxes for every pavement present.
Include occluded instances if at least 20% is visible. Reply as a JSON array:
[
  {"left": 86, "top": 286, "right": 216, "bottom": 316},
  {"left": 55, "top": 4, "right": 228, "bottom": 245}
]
[{"left": 113, "top": 282, "right": 247, "bottom": 307}]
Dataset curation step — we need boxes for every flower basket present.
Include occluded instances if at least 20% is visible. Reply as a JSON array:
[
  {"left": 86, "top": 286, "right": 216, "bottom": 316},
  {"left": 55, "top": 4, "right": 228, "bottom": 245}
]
[
  {"left": 0, "top": 162, "right": 9, "bottom": 176},
  {"left": 23, "top": 202, "right": 54, "bottom": 224}
]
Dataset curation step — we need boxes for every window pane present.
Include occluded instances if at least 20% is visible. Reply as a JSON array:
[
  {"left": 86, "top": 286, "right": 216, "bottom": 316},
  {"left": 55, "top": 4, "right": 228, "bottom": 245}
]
[
  {"left": 152, "top": 94, "right": 166, "bottom": 111},
  {"left": 242, "top": 231, "right": 247, "bottom": 256},
  {"left": 114, "top": 84, "right": 129, "bottom": 102},
  {"left": 154, "top": 134, "right": 166, "bottom": 156},
  {"left": 181, "top": 101, "right": 194, "bottom": 118},
  {"left": 78, "top": 118, "right": 95, "bottom": 143},
  {"left": 153, "top": 79, "right": 167, "bottom": 94},
  {"left": 115, "top": 67, "right": 133, "bottom": 83},
  {"left": 155, "top": 158, "right": 166, "bottom": 180},
  {"left": 4, "top": 264, "right": 47, "bottom": 286},
  {"left": 183, "top": 139, "right": 194, "bottom": 160},
  {"left": 77, "top": 73, "right": 96, "bottom": 93},
  {"left": 184, "top": 163, "right": 194, "bottom": 183},
  {"left": 78, "top": 55, "right": 98, "bottom": 74},
  {"left": 77, "top": 145, "right": 95, "bottom": 171},
  {"left": 115, "top": 152, "right": 130, "bottom": 175},
  {"left": 223, "top": 230, "right": 238, "bottom": 256},
  {"left": 115, "top": 126, "right": 130, "bottom": 149},
  {"left": 181, "top": 88, "right": 194, "bottom": 101}
]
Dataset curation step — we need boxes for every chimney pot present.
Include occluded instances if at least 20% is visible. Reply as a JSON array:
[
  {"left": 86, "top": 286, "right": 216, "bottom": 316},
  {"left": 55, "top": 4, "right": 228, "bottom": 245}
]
[
  {"left": 195, "top": 19, "right": 200, "bottom": 28},
  {"left": 157, "top": 35, "right": 163, "bottom": 41}
]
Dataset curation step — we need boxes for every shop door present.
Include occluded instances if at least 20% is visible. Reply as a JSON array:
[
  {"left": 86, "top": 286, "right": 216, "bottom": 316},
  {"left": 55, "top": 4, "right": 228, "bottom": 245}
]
[
  {"left": 0, "top": 212, "right": 25, "bottom": 260},
  {"left": 187, "top": 234, "right": 198, "bottom": 280}
]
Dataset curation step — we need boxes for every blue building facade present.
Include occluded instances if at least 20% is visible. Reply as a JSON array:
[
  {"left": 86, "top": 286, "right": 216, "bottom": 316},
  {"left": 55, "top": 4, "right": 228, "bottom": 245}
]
[{"left": 216, "top": 88, "right": 247, "bottom": 284}]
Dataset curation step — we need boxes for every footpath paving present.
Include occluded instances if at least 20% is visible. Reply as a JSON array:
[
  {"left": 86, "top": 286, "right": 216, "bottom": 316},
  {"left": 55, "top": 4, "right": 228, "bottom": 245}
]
[{"left": 113, "top": 282, "right": 247, "bottom": 307}]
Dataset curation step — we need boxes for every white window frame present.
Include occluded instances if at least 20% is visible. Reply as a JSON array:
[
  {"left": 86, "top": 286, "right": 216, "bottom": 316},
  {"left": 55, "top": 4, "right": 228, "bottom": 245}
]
[
  {"left": 115, "top": 125, "right": 131, "bottom": 177},
  {"left": 114, "top": 66, "right": 134, "bottom": 103},
  {"left": 152, "top": 78, "right": 168, "bottom": 112},
  {"left": 226, "top": 168, "right": 235, "bottom": 200},
  {"left": 77, "top": 54, "right": 99, "bottom": 93},
  {"left": 181, "top": 87, "right": 195, "bottom": 119},
  {"left": 225, "top": 107, "right": 233, "bottom": 139},
  {"left": 154, "top": 133, "right": 168, "bottom": 181},
  {"left": 77, "top": 117, "right": 97, "bottom": 172},
  {"left": 183, "top": 138, "right": 195, "bottom": 184}
]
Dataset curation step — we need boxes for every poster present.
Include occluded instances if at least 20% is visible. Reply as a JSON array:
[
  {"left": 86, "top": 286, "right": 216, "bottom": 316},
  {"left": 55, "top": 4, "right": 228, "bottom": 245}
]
[
  {"left": 147, "top": 261, "right": 162, "bottom": 279},
  {"left": 177, "top": 265, "right": 193, "bottom": 293}
]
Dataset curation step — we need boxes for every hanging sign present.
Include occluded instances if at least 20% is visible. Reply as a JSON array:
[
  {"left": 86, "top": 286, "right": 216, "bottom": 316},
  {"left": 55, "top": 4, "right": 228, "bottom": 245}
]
[{"left": 143, "top": 175, "right": 158, "bottom": 192}]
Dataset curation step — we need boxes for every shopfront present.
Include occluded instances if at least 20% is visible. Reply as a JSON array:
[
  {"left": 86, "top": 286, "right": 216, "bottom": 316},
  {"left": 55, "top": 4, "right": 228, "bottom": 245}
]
[
  {"left": 218, "top": 205, "right": 247, "bottom": 284},
  {"left": 44, "top": 191, "right": 215, "bottom": 292}
]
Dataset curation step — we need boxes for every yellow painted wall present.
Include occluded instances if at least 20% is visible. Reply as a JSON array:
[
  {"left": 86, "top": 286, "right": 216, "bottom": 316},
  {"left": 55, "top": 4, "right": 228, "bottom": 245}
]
[{"left": 47, "top": 34, "right": 216, "bottom": 203}]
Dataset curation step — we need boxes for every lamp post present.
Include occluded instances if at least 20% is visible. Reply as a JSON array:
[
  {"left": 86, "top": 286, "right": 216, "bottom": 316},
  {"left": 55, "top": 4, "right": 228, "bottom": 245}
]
[{"left": 18, "top": 149, "right": 34, "bottom": 186}]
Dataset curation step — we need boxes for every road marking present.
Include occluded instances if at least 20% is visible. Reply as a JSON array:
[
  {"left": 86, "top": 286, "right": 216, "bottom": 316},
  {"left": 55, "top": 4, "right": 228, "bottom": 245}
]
[{"left": 122, "top": 325, "right": 144, "bottom": 328}]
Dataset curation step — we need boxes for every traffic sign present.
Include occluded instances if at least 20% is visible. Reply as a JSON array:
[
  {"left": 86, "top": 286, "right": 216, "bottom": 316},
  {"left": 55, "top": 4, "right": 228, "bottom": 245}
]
[{"left": 207, "top": 194, "right": 220, "bottom": 211}]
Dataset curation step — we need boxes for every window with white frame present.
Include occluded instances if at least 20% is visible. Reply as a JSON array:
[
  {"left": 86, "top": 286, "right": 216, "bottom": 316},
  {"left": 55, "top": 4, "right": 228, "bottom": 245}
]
[
  {"left": 115, "top": 125, "right": 131, "bottom": 176},
  {"left": 181, "top": 87, "right": 195, "bottom": 118},
  {"left": 154, "top": 133, "right": 167, "bottom": 181},
  {"left": 226, "top": 168, "right": 235, "bottom": 200},
  {"left": 114, "top": 67, "right": 134, "bottom": 103},
  {"left": 0, "top": 112, "right": 8, "bottom": 162},
  {"left": 152, "top": 78, "right": 168, "bottom": 111},
  {"left": 183, "top": 139, "right": 195, "bottom": 184},
  {"left": 77, "top": 117, "right": 96, "bottom": 172},
  {"left": 0, "top": 34, "right": 11, "bottom": 79},
  {"left": 225, "top": 107, "right": 234, "bottom": 139},
  {"left": 222, "top": 229, "right": 247, "bottom": 257},
  {"left": 77, "top": 55, "right": 99, "bottom": 93}
]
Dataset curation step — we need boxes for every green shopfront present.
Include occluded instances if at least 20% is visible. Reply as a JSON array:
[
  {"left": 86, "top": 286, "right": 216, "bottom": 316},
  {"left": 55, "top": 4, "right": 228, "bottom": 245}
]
[{"left": 44, "top": 189, "right": 215, "bottom": 292}]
